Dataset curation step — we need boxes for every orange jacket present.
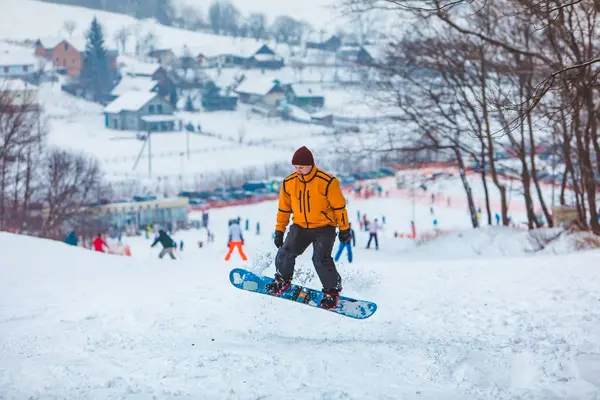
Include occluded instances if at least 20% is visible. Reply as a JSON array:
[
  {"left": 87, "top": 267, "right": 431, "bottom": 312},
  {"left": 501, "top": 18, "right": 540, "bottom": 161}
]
[{"left": 276, "top": 166, "right": 349, "bottom": 232}]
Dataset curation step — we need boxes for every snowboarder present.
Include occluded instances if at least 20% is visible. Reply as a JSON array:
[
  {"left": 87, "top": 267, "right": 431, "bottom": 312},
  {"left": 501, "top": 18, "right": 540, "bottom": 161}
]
[
  {"left": 225, "top": 219, "right": 248, "bottom": 261},
  {"left": 92, "top": 233, "right": 108, "bottom": 253},
  {"left": 366, "top": 218, "right": 381, "bottom": 250},
  {"left": 334, "top": 222, "right": 355, "bottom": 263},
  {"left": 151, "top": 229, "right": 177, "bottom": 259},
  {"left": 266, "top": 146, "right": 351, "bottom": 310}
]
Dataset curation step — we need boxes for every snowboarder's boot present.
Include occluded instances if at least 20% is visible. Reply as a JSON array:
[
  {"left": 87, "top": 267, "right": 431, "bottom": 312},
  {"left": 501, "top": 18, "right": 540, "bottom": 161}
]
[
  {"left": 320, "top": 288, "right": 340, "bottom": 310},
  {"left": 265, "top": 276, "right": 291, "bottom": 296}
]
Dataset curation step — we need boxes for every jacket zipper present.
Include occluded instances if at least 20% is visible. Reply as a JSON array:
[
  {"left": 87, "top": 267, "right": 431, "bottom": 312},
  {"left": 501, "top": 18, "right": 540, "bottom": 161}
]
[
  {"left": 302, "top": 181, "right": 309, "bottom": 228},
  {"left": 307, "top": 190, "right": 311, "bottom": 212},
  {"left": 341, "top": 212, "right": 345, "bottom": 226},
  {"left": 298, "top": 191, "right": 302, "bottom": 212}
]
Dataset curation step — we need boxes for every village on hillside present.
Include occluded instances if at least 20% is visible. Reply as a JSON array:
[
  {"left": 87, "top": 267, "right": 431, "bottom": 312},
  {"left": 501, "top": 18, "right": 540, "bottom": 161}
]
[{"left": 0, "top": 16, "right": 383, "bottom": 133}]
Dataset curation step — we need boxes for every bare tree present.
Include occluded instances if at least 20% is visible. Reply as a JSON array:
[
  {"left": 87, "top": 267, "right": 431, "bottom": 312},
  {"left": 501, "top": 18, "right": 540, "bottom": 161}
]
[
  {"left": 114, "top": 26, "right": 131, "bottom": 54},
  {"left": 39, "top": 148, "right": 107, "bottom": 238},
  {"left": 63, "top": 19, "right": 77, "bottom": 39},
  {"left": 248, "top": 13, "right": 268, "bottom": 41}
]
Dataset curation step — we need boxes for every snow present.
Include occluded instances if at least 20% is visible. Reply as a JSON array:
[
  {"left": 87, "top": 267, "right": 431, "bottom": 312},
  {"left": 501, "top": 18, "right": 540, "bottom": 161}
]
[
  {"left": 0, "top": 49, "right": 37, "bottom": 67},
  {"left": 289, "top": 83, "right": 325, "bottom": 97},
  {"left": 234, "top": 77, "right": 280, "bottom": 95},
  {"left": 0, "top": 78, "right": 36, "bottom": 91},
  {"left": 104, "top": 91, "right": 158, "bottom": 113},
  {"left": 120, "top": 59, "right": 162, "bottom": 77},
  {"left": 109, "top": 76, "right": 158, "bottom": 96},
  {"left": 2, "top": 190, "right": 600, "bottom": 399}
]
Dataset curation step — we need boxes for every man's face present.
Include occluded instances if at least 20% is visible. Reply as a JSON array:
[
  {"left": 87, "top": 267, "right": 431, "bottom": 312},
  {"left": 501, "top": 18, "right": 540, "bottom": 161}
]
[{"left": 294, "top": 165, "right": 313, "bottom": 175}]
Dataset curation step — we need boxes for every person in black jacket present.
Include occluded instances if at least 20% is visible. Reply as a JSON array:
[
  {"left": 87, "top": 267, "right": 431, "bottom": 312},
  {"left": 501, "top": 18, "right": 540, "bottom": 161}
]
[
  {"left": 151, "top": 229, "right": 177, "bottom": 259},
  {"left": 333, "top": 222, "right": 355, "bottom": 263}
]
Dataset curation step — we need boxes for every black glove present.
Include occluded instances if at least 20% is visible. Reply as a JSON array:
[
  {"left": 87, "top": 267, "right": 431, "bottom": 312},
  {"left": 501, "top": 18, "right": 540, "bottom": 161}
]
[
  {"left": 274, "top": 230, "right": 284, "bottom": 248},
  {"left": 338, "top": 228, "right": 351, "bottom": 244}
]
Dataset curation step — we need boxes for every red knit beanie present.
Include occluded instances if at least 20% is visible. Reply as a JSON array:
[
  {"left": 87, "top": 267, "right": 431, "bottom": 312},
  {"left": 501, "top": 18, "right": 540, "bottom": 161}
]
[{"left": 291, "top": 146, "right": 314, "bottom": 166}]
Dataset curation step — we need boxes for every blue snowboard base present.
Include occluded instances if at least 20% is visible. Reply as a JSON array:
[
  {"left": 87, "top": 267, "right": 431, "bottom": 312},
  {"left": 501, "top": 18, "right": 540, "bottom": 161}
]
[{"left": 229, "top": 268, "right": 377, "bottom": 319}]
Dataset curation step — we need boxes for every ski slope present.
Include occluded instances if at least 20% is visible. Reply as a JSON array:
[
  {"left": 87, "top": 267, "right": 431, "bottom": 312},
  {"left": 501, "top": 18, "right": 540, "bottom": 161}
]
[{"left": 2, "top": 195, "right": 600, "bottom": 399}]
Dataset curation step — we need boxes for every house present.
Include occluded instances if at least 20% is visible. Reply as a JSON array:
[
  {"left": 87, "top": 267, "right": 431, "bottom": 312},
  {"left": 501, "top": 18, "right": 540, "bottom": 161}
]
[
  {"left": 35, "top": 38, "right": 118, "bottom": 78},
  {"left": 104, "top": 91, "right": 180, "bottom": 131},
  {"left": 234, "top": 78, "right": 285, "bottom": 105},
  {"left": 147, "top": 49, "right": 177, "bottom": 65},
  {"left": 0, "top": 78, "right": 39, "bottom": 111},
  {"left": 122, "top": 62, "right": 175, "bottom": 98},
  {"left": 193, "top": 43, "right": 283, "bottom": 70},
  {"left": 306, "top": 35, "right": 342, "bottom": 52},
  {"left": 0, "top": 51, "right": 36, "bottom": 79},
  {"left": 310, "top": 112, "right": 333, "bottom": 127},
  {"left": 201, "top": 81, "right": 238, "bottom": 111},
  {"left": 284, "top": 84, "right": 325, "bottom": 108},
  {"left": 248, "top": 45, "right": 284, "bottom": 70},
  {"left": 109, "top": 76, "right": 159, "bottom": 100},
  {"left": 337, "top": 45, "right": 375, "bottom": 65}
]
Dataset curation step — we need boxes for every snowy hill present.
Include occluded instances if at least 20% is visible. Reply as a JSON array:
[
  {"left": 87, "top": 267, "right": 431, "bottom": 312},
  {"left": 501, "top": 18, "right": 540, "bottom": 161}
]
[
  {"left": 2, "top": 194, "right": 600, "bottom": 399},
  {"left": 0, "top": 0, "right": 288, "bottom": 57}
]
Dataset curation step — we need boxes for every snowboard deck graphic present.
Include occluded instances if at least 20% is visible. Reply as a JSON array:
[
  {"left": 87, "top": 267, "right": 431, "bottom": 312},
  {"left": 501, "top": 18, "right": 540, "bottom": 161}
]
[{"left": 229, "top": 268, "right": 377, "bottom": 319}]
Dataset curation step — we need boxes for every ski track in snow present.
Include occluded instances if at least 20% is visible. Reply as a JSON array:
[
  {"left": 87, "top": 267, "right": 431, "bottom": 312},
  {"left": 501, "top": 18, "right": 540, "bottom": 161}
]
[{"left": 2, "top": 198, "right": 600, "bottom": 399}]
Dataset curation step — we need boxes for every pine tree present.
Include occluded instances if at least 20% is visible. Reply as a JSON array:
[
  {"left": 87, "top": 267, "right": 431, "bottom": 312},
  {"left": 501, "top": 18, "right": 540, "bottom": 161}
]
[
  {"left": 184, "top": 95, "right": 195, "bottom": 112},
  {"left": 169, "top": 88, "right": 179, "bottom": 109},
  {"left": 81, "top": 17, "right": 111, "bottom": 103}
]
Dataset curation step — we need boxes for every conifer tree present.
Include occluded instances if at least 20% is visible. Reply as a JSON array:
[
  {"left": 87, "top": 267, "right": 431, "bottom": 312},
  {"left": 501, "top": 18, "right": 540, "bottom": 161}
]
[{"left": 81, "top": 17, "right": 111, "bottom": 102}]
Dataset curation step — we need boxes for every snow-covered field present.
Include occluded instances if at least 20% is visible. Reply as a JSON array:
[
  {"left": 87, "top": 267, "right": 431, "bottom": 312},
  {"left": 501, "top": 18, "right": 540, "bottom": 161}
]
[{"left": 1, "top": 191, "right": 600, "bottom": 399}]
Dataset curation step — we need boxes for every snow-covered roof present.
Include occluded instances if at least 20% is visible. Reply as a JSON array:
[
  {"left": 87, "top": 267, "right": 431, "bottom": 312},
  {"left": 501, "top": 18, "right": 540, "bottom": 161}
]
[
  {"left": 362, "top": 44, "right": 385, "bottom": 61},
  {"left": 0, "top": 78, "right": 37, "bottom": 91},
  {"left": 0, "top": 49, "right": 36, "bottom": 66},
  {"left": 289, "top": 84, "right": 324, "bottom": 98},
  {"left": 234, "top": 77, "right": 281, "bottom": 96},
  {"left": 120, "top": 58, "right": 162, "bottom": 77},
  {"left": 110, "top": 76, "right": 158, "bottom": 97},
  {"left": 104, "top": 91, "right": 158, "bottom": 113}
]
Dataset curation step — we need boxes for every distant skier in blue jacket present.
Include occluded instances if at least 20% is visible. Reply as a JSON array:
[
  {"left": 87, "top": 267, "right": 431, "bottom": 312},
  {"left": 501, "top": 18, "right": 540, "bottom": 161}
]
[{"left": 334, "top": 223, "right": 355, "bottom": 263}]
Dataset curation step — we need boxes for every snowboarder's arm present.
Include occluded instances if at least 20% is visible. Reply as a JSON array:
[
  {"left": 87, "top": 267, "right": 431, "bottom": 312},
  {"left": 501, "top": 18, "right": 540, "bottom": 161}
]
[
  {"left": 275, "top": 182, "right": 292, "bottom": 232},
  {"left": 327, "top": 178, "right": 350, "bottom": 231},
  {"left": 151, "top": 237, "right": 159, "bottom": 247}
]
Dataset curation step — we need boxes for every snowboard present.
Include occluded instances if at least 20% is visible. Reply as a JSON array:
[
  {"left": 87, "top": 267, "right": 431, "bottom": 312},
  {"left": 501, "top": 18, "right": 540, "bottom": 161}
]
[{"left": 229, "top": 268, "right": 377, "bottom": 320}]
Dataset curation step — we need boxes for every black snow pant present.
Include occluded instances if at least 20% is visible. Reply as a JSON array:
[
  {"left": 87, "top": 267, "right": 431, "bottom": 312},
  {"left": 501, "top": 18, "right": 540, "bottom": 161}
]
[
  {"left": 366, "top": 233, "right": 379, "bottom": 249},
  {"left": 275, "top": 224, "right": 342, "bottom": 291}
]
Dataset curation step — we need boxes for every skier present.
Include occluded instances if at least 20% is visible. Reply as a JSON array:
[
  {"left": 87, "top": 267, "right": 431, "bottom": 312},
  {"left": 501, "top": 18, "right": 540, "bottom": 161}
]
[
  {"left": 266, "top": 146, "right": 351, "bottom": 310},
  {"left": 64, "top": 231, "right": 78, "bottom": 246},
  {"left": 366, "top": 218, "right": 381, "bottom": 250},
  {"left": 151, "top": 229, "right": 177, "bottom": 259},
  {"left": 334, "top": 222, "right": 355, "bottom": 263},
  {"left": 92, "top": 233, "right": 108, "bottom": 253},
  {"left": 225, "top": 218, "right": 248, "bottom": 261}
]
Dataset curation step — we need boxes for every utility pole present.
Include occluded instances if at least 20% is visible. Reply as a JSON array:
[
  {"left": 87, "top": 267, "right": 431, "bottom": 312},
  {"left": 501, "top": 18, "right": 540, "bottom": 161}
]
[
  {"left": 186, "top": 128, "right": 190, "bottom": 160},
  {"left": 147, "top": 130, "right": 152, "bottom": 178}
]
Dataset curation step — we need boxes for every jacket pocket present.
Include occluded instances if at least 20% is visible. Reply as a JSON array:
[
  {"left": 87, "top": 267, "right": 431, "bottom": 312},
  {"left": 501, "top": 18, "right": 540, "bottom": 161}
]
[
  {"left": 321, "top": 211, "right": 333, "bottom": 223},
  {"left": 307, "top": 190, "right": 311, "bottom": 212},
  {"left": 298, "top": 191, "right": 302, "bottom": 212}
]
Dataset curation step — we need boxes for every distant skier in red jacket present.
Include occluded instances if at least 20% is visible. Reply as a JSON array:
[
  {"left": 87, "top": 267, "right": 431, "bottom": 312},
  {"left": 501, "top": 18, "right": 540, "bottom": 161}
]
[{"left": 92, "top": 233, "right": 109, "bottom": 253}]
